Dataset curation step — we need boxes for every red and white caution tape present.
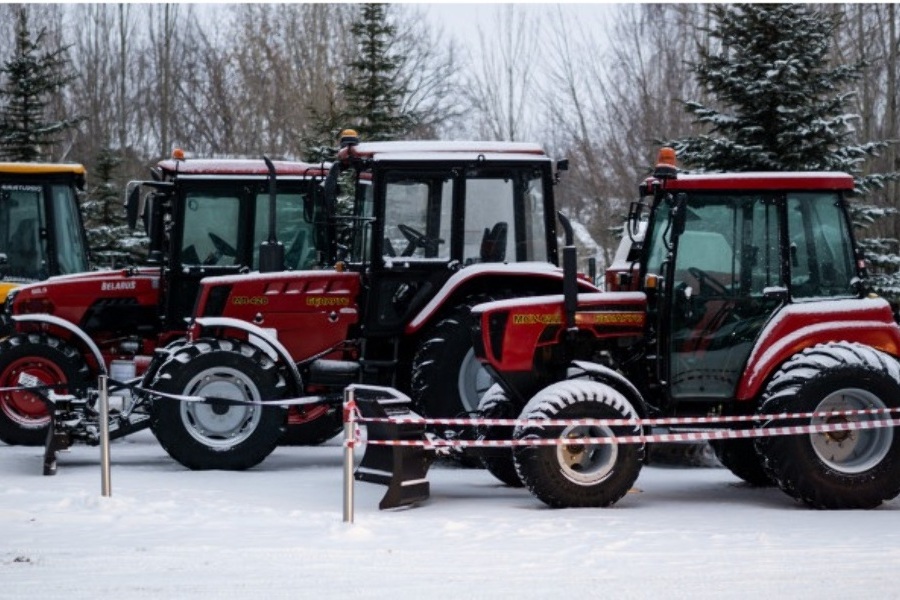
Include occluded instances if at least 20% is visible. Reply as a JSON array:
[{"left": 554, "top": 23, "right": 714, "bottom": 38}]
[{"left": 356, "top": 415, "right": 900, "bottom": 448}]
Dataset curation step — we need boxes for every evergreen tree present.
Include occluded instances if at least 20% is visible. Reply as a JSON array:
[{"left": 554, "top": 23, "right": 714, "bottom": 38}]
[
  {"left": 674, "top": 5, "right": 892, "bottom": 185},
  {"left": 672, "top": 4, "right": 900, "bottom": 300},
  {"left": 342, "top": 4, "right": 415, "bottom": 141},
  {"left": 0, "top": 8, "right": 81, "bottom": 162},
  {"left": 82, "top": 146, "right": 147, "bottom": 267}
]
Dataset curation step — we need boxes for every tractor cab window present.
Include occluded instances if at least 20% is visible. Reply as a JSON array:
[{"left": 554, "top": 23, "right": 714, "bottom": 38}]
[
  {"left": 382, "top": 173, "right": 451, "bottom": 260},
  {"left": 252, "top": 190, "right": 317, "bottom": 270},
  {"left": 787, "top": 193, "right": 856, "bottom": 299},
  {"left": 50, "top": 184, "right": 89, "bottom": 275},
  {"left": 0, "top": 185, "right": 47, "bottom": 280},
  {"left": 463, "top": 169, "right": 548, "bottom": 265},
  {"left": 180, "top": 193, "right": 241, "bottom": 266},
  {"left": 663, "top": 194, "right": 783, "bottom": 400}
]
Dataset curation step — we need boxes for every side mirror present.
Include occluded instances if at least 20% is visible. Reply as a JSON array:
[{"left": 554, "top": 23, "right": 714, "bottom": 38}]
[
  {"left": 125, "top": 183, "right": 143, "bottom": 230},
  {"left": 0, "top": 252, "right": 7, "bottom": 279}
]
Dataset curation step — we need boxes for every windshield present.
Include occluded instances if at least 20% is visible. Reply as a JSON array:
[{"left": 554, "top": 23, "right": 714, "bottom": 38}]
[
  {"left": 0, "top": 182, "right": 88, "bottom": 280},
  {"left": 371, "top": 165, "right": 549, "bottom": 265}
]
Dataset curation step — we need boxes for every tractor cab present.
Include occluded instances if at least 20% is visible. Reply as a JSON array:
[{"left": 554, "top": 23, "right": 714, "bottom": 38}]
[
  {"left": 126, "top": 152, "right": 328, "bottom": 327},
  {"left": 0, "top": 163, "right": 90, "bottom": 300},
  {"left": 325, "top": 130, "right": 564, "bottom": 335},
  {"left": 634, "top": 149, "right": 860, "bottom": 405}
]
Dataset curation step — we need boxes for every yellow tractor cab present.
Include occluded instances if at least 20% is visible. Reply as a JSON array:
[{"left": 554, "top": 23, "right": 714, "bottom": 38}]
[{"left": 0, "top": 162, "right": 91, "bottom": 302}]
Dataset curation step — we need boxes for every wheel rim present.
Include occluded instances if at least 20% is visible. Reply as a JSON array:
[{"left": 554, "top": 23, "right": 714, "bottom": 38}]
[
  {"left": 809, "top": 388, "right": 893, "bottom": 474},
  {"left": 556, "top": 423, "right": 619, "bottom": 486},
  {"left": 179, "top": 366, "right": 262, "bottom": 448},
  {"left": 457, "top": 348, "right": 494, "bottom": 413},
  {"left": 0, "top": 356, "right": 59, "bottom": 427}
]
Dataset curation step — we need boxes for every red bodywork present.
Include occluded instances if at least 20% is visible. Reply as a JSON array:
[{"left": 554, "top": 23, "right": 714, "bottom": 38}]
[
  {"left": 191, "top": 271, "right": 363, "bottom": 362},
  {"left": 9, "top": 268, "right": 170, "bottom": 374},
  {"left": 738, "top": 297, "right": 900, "bottom": 399}
]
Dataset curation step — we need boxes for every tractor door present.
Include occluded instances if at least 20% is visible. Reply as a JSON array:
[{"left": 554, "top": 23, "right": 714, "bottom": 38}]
[
  {"left": 648, "top": 193, "right": 785, "bottom": 401},
  {"left": 363, "top": 169, "right": 456, "bottom": 335}
]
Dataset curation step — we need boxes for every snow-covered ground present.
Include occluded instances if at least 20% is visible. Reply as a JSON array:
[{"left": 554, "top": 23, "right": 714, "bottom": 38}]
[{"left": 3, "top": 430, "right": 899, "bottom": 599}]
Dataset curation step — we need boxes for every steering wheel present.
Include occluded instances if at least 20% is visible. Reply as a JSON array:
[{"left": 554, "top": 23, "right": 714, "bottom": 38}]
[
  {"left": 688, "top": 267, "right": 728, "bottom": 297},
  {"left": 204, "top": 232, "right": 237, "bottom": 265},
  {"left": 397, "top": 223, "right": 443, "bottom": 257},
  {"left": 208, "top": 232, "right": 237, "bottom": 257}
]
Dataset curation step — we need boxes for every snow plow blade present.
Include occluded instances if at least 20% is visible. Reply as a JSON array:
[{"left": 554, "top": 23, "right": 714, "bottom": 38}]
[{"left": 354, "top": 390, "right": 434, "bottom": 510}]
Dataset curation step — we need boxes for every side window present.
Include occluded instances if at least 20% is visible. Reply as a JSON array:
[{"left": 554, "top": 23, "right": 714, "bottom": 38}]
[
  {"left": 181, "top": 194, "right": 240, "bottom": 266},
  {"left": 524, "top": 174, "right": 548, "bottom": 262},
  {"left": 382, "top": 177, "right": 449, "bottom": 259},
  {"left": 1, "top": 186, "right": 47, "bottom": 279},
  {"left": 253, "top": 192, "right": 315, "bottom": 270},
  {"left": 787, "top": 193, "right": 855, "bottom": 299},
  {"left": 51, "top": 184, "right": 89, "bottom": 274},
  {"left": 464, "top": 177, "right": 514, "bottom": 264}
]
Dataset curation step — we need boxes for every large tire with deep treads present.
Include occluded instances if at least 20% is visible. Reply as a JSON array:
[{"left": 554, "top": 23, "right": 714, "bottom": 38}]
[
  {"left": 756, "top": 342, "right": 900, "bottom": 509},
  {"left": 0, "top": 334, "right": 89, "bottom": 446},
  {"left": 280, "top": 408, "right": 343, "bottom": 446},
  {"left": 411, "top": 297, "right": 498, "bottom": 425},
  {"left": 513, "top": 379, "right": 643, "bottom": 508},
  {"left": 149, "top": 338, "right": 287, "bottom": 470},
  {"left": 710, "top": 438, "right": 773, "bottom": 486},
  {"left": 476, "top": 384, "right": 524, "bottom": 487}
]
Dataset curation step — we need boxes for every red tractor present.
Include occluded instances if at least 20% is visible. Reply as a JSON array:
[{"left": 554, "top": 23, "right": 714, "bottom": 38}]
[
  {"left": 470, "top": 148, "right": 900, "bottom": 509},
  {"left": 0, "top": 154, "right": 326, "bottom": 452},
  {"left": 143, "top": 131, "right": 598, "bottom": 470}
]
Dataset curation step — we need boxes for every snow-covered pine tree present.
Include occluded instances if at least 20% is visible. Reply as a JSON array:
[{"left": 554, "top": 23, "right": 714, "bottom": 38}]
[
  {"left": 342, "top": 4, "right": 415, "bottom": 141},
  {"left": 0, "top": 8, "right": 81, "bottom": 162},
  {"left": 82, "top": 146, "right": 148, "bottom": 267},
  {"left": 672, "top": 3, "right": 900, "bottom": 300}
]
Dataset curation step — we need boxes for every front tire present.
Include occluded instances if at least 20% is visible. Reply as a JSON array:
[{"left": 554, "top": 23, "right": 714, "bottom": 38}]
[
  {"left": 476, "top": 384, "right": 524, "bottom": 487},
  {"left": 0, "top": 334, "right": 89, "bottom": 446},
  {"left": 757, "top": 342, "right": 900, "bottom": 509},
  {"left": 513, "top": 380, "right": 643, "bottom": 508},
  {"left": 150, "top": 339, "right": 287, "bottom": 470}
]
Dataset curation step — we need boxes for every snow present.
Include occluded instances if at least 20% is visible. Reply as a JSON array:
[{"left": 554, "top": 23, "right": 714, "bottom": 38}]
[{"left": 3, "top": 430, "right": 899, "bottom": 599}]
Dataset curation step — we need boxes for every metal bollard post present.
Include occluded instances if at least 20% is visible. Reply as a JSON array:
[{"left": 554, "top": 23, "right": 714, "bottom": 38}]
[
  {"left": 99, "top": 375, "right": 111, "bottom": 497},
  {"left": 342, "top": 386, "right": 356, "bottom": 523}
]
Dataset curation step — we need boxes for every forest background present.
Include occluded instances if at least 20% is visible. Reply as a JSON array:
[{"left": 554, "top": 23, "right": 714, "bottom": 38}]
[{"left": 0, "top": 3, "right": 898, "bottom": 293}]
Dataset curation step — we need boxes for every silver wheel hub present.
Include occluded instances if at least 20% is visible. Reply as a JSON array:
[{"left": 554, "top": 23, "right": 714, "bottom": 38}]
[
  {"left": 810, "top": 388, "right": 893, "bottom": 474},
  {"left": 457, "top": 348, "right": 494, "bottom": 413},
  {"left": 557, "top": 423, "right": 618, "bottom": 486},
  {"left": 179, "top": 367, "right": 261, "bottom": 448}
]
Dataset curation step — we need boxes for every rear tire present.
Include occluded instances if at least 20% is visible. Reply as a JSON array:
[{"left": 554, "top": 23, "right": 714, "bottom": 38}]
[
  {"left": 476, "top": 384, "right": 523, "bottom": 487},
  {"left": 280, "top": 408, "right": 342, "bottom": 446},
  {"left": 513, "top": 380, "right": 643, "bottom": 508},
  {"left": 150, "top": 339, "right": 287, "bottom": 470},
  {"left": 411, "top": 296, "right": 503, "bottom": 466},
  {"left": 757, "top": 342, "right": 900, "bottom": 509},
  {"left": 0, "top": 334, "right": 88, "bottom": 446},
  {"left": 710, "top": 438, "right": 773, "bottom": 486}
]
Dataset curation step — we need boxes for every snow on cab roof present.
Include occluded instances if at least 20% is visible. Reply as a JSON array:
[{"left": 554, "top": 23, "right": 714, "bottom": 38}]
[
  {"left": 368, "top": 152, "right": 552, "bottom": 163},
  {"left": 666, "top": 171, "right": 854, "bottom": 191},
  {"left": 354, "top": 140, "right": 547, "bottom": 157},
  {"left": 156, "top": 158, "right": 326, "bottom": 176}
]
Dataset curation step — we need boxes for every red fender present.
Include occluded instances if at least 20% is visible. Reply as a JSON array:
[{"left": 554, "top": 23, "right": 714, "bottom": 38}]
[{"left": 737, "top": 297, "right": 900, "bottom": 400}]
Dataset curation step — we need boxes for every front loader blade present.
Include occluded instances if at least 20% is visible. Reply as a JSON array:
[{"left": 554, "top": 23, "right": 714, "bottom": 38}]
[{"left": 354, "top": 394, "right": 434, "bottom": 510}]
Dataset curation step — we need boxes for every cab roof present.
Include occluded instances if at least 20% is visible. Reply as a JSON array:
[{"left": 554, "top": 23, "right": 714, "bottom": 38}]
[
  {"left": 156, "top": 158, "right": 326, "bottom": 177},
  {"left": 0, "top": 162, "right": 86, "bottom": 176},
  {"left": 351, "top": 140, "right": 547, "bottom": 160},
  {"left": 660, "top": 171, "right": 855, "bottom": 192}
]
